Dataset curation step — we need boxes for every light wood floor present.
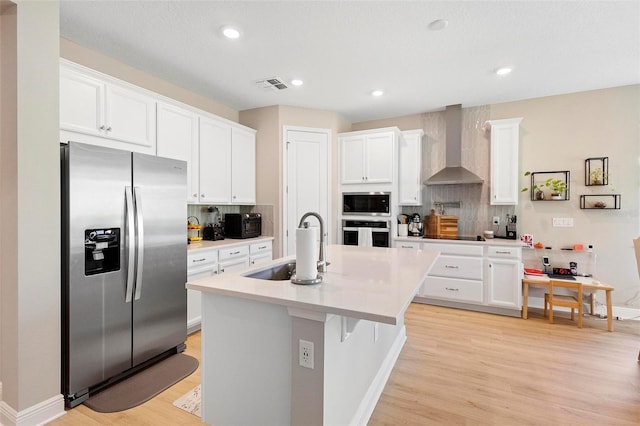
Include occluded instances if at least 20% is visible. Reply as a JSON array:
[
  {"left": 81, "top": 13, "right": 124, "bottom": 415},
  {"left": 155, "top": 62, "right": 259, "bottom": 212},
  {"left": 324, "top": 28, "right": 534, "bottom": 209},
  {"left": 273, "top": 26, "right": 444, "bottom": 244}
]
[{"left": 49, "top": 303, "right": 640, "bottom": 425}]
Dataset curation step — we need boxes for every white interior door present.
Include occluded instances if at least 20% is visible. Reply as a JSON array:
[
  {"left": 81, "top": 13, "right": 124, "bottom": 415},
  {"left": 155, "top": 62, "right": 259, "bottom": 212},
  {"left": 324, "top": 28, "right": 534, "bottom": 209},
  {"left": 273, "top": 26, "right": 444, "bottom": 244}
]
[{"left": 284, "top": 127, "right": 329, "bottom": 257}]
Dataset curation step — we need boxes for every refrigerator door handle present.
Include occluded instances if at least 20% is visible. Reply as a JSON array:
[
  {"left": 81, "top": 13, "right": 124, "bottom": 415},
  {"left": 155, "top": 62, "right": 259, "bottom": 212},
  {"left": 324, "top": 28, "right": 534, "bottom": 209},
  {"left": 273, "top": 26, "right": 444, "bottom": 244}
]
[
  {"left": 134, "top": 186, "right": 144, "bottom": 300},
  {"left": 125, "top": 186, "right": 136, "bottom": 303}
]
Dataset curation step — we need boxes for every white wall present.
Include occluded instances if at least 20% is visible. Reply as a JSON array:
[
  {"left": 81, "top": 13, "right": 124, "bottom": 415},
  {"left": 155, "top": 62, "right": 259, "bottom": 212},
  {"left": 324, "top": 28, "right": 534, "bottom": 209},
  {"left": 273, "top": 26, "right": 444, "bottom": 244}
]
[
  {"left": 1, "top": 0, "right": 64, "bottom": 423},
  {"left": 495, "top": 86, "right": 640, "bottom": 308}
]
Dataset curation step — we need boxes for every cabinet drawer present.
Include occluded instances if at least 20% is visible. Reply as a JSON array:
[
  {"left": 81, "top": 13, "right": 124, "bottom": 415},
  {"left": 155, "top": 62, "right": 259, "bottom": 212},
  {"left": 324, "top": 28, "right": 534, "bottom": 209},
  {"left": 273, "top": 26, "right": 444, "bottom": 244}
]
[
  {"left": 429, "top": 255, "right": 483, "bottom": 280},
  {"left": 250, "top": 241, "right": 272, "bottom": 255},
  {"left": 422, "top": 276, "right": 484, "bottom": 303},
  {"left": 218, "top": 258, "right": 250, "bottom": 274},
  {"left": 250, "top": 253, "right": 272, "bottom": 267},
  {"left": 487, "top": 246, "right": 521, "bottom": 259},
  {"left": 422, "top": 242, "right": 483, "bottom": 257},
  {"left": 395, "top": 241, "right": 421, "bottom": 249},
  {"left": 219, "top": 245, "right": 249, "bottom": 261},
  {"left": 187, "top": 249, "right": 218, "bottom": 269}
]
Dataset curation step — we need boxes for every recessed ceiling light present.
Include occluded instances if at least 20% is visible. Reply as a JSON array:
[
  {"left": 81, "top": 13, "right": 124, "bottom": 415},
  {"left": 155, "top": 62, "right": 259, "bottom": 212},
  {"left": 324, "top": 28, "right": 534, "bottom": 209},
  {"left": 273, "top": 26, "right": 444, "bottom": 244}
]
[
  {"left": 221, "top": 26, "right": 241, "bottom": 39},
  {"left": 428, "top": 19, "right": 448, "bottom": 31},
  {"left": 291, "top": 79, "right": 304, "bottom": 86},
  {"left": 371, "top": 90, "right": 384, "bottom": 97},
  {"left": 496, "top": 67, "right": 513, "bottom": 76}
]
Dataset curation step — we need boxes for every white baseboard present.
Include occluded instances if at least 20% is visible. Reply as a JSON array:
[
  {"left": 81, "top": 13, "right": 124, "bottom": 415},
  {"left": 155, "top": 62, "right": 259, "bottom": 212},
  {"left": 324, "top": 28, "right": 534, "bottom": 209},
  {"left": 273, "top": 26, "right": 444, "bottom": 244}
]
[
  {"left": 0, "top": 394, "right": 65, "bottom": 426},
  {"left": 350, "top": 325, "right": 407, "bottom": 426},
  {"left": 612, "top": 306, "right": 640, "bottom": 320}
]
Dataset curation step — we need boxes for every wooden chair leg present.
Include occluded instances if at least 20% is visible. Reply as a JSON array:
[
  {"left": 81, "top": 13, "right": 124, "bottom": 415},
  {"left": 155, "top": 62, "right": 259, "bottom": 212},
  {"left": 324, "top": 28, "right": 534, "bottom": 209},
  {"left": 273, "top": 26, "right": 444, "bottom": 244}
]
[
  {"left": 577, "top": 303, "right": 583, "bottom": 328},
  {"left": 544, "top": 294, "right": 548, "bottom": 317},
  {"left": 590, "top": 293, "right": 595, "bottom": 314},
  {"left": 570, "top": 308, "right": 575, "bottom": 321},
  {"left": 549, "top": 301, "right": 554, "bottom": 324}
]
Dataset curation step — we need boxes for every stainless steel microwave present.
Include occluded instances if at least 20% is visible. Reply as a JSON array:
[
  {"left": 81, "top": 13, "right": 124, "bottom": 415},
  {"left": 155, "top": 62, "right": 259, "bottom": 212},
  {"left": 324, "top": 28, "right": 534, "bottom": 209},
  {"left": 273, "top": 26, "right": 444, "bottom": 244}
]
[{"left": 342, "top": 192, "right": 391, "bottom": 216}]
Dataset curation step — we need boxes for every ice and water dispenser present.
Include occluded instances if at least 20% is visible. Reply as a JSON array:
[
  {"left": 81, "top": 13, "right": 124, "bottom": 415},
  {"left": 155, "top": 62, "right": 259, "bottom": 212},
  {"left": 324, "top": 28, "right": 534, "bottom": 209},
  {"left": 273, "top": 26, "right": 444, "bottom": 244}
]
[{"left": 84, "top": 228, "right": 120, "bottom": 275}]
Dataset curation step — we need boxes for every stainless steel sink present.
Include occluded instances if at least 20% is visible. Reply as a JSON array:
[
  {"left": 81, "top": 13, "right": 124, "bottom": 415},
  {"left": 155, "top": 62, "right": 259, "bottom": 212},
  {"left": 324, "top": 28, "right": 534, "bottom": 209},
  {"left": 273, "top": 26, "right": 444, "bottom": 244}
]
[{"left": 244, "top": 262, "right": 296, "bottom": 281}]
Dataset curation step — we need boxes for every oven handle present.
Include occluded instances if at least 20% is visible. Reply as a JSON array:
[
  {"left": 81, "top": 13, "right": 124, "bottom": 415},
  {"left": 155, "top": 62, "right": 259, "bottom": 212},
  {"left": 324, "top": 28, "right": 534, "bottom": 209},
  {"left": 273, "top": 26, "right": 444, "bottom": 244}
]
[{"left": 343, "top": 227, "right": 390, "bottom": 232}]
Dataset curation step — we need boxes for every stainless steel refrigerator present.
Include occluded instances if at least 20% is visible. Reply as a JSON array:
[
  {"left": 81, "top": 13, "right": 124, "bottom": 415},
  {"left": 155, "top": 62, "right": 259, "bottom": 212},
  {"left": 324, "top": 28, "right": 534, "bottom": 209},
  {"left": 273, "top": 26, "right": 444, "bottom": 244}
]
[{"left": 61, "top": 142, "right": 187, "bottom": 407}]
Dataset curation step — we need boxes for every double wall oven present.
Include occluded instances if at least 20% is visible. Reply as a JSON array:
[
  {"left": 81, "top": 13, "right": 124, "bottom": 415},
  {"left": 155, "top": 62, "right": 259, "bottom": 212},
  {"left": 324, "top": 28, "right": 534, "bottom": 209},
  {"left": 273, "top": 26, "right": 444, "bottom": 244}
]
[{"left": 341, "top": 192, "right": 391, "bottom": 248}]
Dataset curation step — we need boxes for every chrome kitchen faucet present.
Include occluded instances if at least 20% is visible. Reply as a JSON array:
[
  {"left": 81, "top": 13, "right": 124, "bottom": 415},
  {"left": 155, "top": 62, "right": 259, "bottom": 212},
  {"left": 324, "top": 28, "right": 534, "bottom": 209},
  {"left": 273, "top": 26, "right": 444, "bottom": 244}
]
[{"left": 297, "top": 212, "right": 327, "bottom": 272}]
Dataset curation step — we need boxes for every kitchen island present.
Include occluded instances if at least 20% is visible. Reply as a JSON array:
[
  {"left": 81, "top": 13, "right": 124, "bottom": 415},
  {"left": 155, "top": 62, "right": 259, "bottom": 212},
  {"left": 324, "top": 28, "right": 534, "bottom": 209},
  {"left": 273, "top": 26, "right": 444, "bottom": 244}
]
[{"left": 186, "top": 244, "right": 438, "bottom": 426}]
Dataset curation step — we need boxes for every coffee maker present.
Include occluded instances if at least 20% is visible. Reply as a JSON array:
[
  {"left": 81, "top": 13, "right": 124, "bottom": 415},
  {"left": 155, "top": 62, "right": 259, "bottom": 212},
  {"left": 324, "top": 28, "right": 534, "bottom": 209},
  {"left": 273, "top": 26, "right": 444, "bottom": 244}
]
[{"left": 202, "top": 206, "right": 224, "bottom": 241}]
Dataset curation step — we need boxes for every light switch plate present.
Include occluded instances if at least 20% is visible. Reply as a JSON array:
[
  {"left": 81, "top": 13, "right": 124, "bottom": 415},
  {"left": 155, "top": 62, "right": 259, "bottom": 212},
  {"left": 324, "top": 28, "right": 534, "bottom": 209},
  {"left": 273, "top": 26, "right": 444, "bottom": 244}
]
[{"left": 552, "top": 218, "right": 574, "bottom": 227}]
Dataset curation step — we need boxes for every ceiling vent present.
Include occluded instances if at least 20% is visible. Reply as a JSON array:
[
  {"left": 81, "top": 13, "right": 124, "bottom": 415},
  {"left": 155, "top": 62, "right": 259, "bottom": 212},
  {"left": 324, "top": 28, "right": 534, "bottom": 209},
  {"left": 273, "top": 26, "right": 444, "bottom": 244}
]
[{"left": 254, "top": 77, "right": 288, "bottom": 91}]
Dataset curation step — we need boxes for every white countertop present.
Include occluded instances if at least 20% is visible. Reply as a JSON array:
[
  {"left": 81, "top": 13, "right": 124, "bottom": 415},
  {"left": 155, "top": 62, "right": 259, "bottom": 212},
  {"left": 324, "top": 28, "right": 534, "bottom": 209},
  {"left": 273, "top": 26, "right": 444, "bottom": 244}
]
[
  {"left": 187, "top": 236, "right": 274, "bottom": 252},
  {"left": 395, "top": 236, "right": 526, "bottom": 247},
  {"left": 186, "top": 244, "right": 438, "bottom": 325}
]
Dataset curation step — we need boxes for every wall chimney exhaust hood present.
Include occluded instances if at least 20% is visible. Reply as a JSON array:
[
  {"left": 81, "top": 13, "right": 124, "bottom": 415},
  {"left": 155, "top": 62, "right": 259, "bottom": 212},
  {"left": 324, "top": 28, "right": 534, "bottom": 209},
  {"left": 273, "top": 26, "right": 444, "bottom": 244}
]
[{"left": 424, "top": 104, "right": 484, "bottom": 185}]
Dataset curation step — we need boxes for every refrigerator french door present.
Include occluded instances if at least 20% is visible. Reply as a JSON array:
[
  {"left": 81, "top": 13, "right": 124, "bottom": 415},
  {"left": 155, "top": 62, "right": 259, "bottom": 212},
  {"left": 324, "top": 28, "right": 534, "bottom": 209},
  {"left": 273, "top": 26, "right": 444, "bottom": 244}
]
[{"left": 61, "top": 142, "right": 187, "bottom": 407}]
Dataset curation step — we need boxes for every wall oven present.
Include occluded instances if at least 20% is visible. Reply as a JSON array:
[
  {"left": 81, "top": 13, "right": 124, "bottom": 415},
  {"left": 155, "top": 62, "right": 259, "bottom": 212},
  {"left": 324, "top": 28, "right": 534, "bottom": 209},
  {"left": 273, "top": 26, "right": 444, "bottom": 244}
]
[
  {"left": 342, "top": 192, "right": 391, "bottom": 216},
  {"left": 342, "top": 219, "right": 391, "bottom": 248}
]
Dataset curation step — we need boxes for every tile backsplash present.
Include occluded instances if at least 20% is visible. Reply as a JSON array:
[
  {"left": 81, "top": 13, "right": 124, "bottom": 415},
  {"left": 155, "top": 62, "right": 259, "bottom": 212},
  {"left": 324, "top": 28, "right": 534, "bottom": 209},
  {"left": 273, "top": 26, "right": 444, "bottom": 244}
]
[{"left": 187, "top": 204, "right": 274, "bottom": 237}]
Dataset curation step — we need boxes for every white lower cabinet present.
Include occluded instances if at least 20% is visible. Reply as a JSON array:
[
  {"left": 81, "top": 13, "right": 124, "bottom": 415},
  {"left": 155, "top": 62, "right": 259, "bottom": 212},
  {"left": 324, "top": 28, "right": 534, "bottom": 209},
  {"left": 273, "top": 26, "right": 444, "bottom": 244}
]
[
  {"left": 422, "top": 276, "right": 484, "bottom": 303},
  {"left": 486, "top": 246, "right": 522, "bottom": 309},
  {"left": 187, "top": 248, "right": 218, "bottom": 334},
  {"left": 249, "top": 241, "right": 273, "bottom": 266},
  {"left": 415, "top": 240, "right": 522, "bottom": 316},
  {"left": 218, "top": 244, "right": 251, "bottom": 274},
  {"left": 394, "top": 240, "right": 421, "bottom": 249}
]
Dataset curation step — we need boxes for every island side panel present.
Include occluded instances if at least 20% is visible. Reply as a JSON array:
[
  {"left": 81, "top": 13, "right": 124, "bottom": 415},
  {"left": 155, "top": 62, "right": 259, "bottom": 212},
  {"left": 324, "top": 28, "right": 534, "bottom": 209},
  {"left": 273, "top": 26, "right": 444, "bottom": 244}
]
[
  {"left": 324, "top": 316, "right": 406, "bottom": 425},
  {"left": 289, "top": 312, "right": 406, "bottom": 426},
  {"left": 200, "top": 293, "right": 292, "bottom": 425}
]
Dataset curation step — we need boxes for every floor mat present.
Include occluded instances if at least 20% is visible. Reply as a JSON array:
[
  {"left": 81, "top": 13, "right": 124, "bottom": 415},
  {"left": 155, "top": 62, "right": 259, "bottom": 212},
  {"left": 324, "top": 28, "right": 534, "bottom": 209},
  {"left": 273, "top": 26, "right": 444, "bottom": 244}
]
[
  {"left": 84, "top": 353, "right": 199, "bottom": 413},
  {"left": 173, "top": 384, "right": 201, "bottom": 417}
]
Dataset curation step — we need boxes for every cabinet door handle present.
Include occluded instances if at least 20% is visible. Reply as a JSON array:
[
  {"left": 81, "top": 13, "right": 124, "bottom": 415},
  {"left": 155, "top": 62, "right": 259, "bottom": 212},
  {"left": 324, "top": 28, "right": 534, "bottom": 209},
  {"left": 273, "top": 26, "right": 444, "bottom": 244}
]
[
  {"left": 233, "top": 195, "right": 237, "bottom": 199},
  {"left": 495, "top": 251, "right": 511, "bottom": 254},
  {"left": 106, "top": 126, "right": 112, "bottom": 132},
  {"left": 201, "top": 194, "right": 205, "bottom": 197},
  {"left": 258, "top": 245, "right": 267, "bottom": 250},
  {"left": 193, "top": 193, "right": 198, "bottom": 198},
  {"left": 220, "top": 268, "right": 225, "bottom": 273},
  {"left": 445, "top": 265, "right": 459, "bottom": 269},
  {"left": 445, "top": 287, "right": 459, "bottom": 292},
  {"left": 192, "top": 258, "right": 206, "bottom": 263},
  {"left": 401, "top": 245, "right": 413, "bottom": 248},
  {"left": 230, "top": 250, "right": 240, "bottom": 255},
  {"left": 251, "top": 260, "right": 255, "bottom": 264},
  {"left": 99, "top": 125, "right": 105, "bottom": 130}
]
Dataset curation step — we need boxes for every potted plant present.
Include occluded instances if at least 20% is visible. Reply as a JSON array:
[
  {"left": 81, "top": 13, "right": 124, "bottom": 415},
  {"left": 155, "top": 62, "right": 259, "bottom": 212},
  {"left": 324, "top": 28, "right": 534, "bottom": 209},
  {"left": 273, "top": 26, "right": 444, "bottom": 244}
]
[
  {"left": 546, "top": 178, "right": 567, "bottom": 199},
  {"left": 589, "top": 168, "right": 608, "bottom": 185},
  {"left": 521, "top": 172, "right": 567, "bottom": 200}
]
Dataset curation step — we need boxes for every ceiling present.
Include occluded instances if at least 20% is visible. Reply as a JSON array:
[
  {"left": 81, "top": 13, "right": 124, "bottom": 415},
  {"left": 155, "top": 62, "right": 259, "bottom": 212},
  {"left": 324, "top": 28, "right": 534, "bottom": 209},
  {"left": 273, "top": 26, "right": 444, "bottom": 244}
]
[{"left": 59, "top": 1, "right": 640, "bottom": 123}]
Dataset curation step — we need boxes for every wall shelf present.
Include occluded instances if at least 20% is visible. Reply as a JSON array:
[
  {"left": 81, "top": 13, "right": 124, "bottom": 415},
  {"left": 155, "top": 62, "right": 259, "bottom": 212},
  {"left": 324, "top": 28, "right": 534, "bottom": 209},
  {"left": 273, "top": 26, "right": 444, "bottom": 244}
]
[
  {"left": 528, "top": 171, "right": 570, "bottom": 201},
  {"left": 585, "top": 157, "right": 608, "bottom": 186},
  {"left": 580, "top": 194, "right": 621, "bottom": 209}
]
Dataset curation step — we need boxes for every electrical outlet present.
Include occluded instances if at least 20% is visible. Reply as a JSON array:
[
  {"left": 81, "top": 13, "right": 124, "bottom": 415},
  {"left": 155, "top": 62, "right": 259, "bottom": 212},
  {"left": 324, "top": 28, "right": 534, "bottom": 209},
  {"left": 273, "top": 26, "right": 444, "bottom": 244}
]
[
  {"left": 492, "top": 216, "right": 500, "bottom": 225},
  {"left": 299, "top": 339, "right": 314, "bottom": 369}
]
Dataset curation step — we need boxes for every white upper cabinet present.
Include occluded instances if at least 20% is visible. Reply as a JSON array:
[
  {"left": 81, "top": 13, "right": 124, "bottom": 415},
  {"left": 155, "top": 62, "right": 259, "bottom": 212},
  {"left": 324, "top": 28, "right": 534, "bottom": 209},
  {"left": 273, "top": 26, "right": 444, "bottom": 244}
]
[
  {"left": 230, "top": 127, "right": 256, "bottom": 204},
  {"left": 156, "top": 102, "right": 199, "bottom": 203},
  {"left": 340, "top": 131, "right": 395, "bottom": 184},
  {"left": 60, "top": 61, "right": 156, "bottom": 154},
  {"left": 199, "top": 117, "right": 256, "bottom": 205},
  {"left": 399, "top": 129, "right": 424, "bottom": 205},
  {"left": 487, "top": 117, "right": 523, "bottom": 205},
  {"left": 199, "top": 116, "right": 232, "bottom": 204}
]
